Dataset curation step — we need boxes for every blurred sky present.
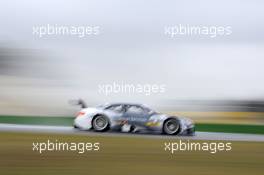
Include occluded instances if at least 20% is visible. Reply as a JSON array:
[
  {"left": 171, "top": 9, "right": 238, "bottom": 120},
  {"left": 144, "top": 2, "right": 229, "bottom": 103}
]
[{"left": 0, "top": 0, "right": 264, "bottom": 115}]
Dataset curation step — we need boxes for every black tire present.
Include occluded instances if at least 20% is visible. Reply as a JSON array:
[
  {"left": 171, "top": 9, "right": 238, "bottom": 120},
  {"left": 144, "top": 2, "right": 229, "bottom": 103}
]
[
  {"left": 163, "top": 118, "right": 181, "bottom": 135},
  {"left": 92, "top": 115, "right": 110, "bottom": 132}
]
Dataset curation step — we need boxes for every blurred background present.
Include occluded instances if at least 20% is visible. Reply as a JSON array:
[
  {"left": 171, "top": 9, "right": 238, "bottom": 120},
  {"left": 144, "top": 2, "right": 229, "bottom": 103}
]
[
  {"left": 1, "top": 1, "right": 264, "bottom": 175},
  {"left": 0, "top": 0, "right": 264, "bottom": 124}
]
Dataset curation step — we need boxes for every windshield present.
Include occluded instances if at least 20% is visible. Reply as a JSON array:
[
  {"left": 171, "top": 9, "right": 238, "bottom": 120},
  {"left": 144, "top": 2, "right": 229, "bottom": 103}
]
[{"left": 96, "top": 103, "right": 110, "bottom": 108}]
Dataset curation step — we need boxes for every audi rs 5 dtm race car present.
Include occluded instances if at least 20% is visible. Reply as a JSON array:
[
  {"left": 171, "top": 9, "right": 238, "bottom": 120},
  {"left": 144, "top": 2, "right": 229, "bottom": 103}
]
[{"left": 71, "top": 100, "right": 195, "bottom": 135}]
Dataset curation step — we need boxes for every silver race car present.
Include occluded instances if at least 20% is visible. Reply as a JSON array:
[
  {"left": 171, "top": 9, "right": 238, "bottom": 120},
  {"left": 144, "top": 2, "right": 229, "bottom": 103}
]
[{"left": 72, "top": 100, "right": 195, "bottom": 135}]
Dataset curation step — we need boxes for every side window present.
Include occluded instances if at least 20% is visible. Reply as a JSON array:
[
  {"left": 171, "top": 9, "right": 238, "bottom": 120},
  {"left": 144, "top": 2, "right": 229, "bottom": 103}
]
[
  {"left": 126, "top": 105, "right": 145, "bottom": 114},
  {"left": 106, "top": 105, "right": 123, "bottom": 113}
]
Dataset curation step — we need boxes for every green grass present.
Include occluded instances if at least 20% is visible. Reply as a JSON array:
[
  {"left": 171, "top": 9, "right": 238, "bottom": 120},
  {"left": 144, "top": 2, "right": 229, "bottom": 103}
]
[
  {"left": 0, "top": 115, "right": 264, "bottom": 134},
  {"left": 0, "top": 115, "right": 73, "bottom": 126},
  {"left": 196, "top": 123, "right": 264, "bottom": 134}
]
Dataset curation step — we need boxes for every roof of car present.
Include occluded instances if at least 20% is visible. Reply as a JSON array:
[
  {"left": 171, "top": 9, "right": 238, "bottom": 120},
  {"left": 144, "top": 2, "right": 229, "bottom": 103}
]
[
  {"left": 97, "top": 103, "right": 155, "bottom": 112},
  {"left": 97, "top": 102, "right": 153, "bottom": 108},
  {"left": 104, "top": 102, "right": 143, "bottom": 107}
]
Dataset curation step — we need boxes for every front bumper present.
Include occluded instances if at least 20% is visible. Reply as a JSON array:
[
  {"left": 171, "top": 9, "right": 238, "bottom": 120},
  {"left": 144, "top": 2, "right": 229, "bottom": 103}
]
[{"left": 186, "top": 126, "right": 195, "bottom": 135}]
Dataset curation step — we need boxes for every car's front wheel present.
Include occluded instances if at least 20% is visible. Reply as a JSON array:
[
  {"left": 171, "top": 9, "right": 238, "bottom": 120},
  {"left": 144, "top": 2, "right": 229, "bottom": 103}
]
[
  {"left": 92, "top": 115, "right": 110, "bottom": 132},
  {"left": 163, "top": 118, "right": 181, "bottom": 135}
]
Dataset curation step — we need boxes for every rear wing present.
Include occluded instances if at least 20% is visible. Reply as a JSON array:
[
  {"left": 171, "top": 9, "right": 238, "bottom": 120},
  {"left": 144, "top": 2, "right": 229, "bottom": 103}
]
[{"left": 69, "top": 99, "right": 87, "bottom": 108}]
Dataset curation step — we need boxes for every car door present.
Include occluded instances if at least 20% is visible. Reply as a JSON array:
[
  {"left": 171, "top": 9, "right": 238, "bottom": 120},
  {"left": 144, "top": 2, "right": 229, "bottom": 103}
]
[{"left": 124, "top": 105, "right": 150, "bottom": 126}]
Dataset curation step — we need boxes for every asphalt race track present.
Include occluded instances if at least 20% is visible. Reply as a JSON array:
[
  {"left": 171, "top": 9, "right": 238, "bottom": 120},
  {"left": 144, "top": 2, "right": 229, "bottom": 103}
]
[{"left": 0, "top": 123, "right": 263, "bottom": 142}]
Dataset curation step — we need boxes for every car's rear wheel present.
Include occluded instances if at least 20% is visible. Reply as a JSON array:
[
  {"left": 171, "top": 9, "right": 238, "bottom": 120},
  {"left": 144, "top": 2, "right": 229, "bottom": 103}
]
[
  {"left": 92, "top": 115, "right": 110, "bottom": 132},
  {"left": 163, "top": 118, "right": 180, "bottom": 135}
]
